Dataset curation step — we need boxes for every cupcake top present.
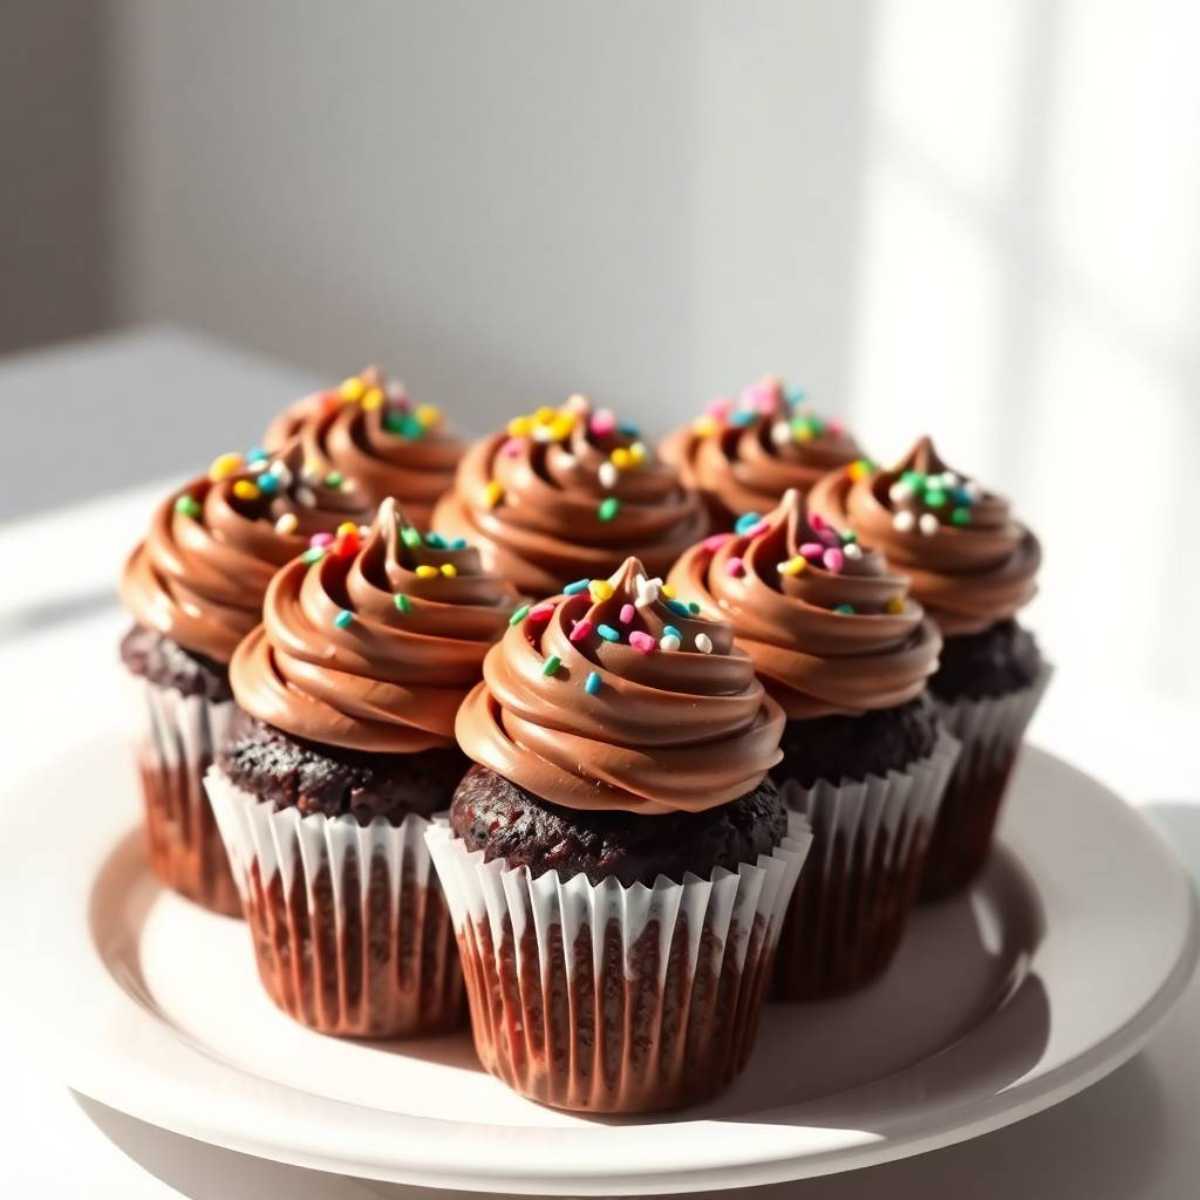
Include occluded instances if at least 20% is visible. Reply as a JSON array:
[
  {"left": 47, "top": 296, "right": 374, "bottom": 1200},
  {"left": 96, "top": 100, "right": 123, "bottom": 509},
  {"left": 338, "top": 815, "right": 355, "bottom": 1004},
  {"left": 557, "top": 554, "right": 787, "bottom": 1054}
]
[
  {"left": 431, "top": 396, "right": 709, "bottom": 597},
  {"left": 262, "top": 366, "right": 465, "bottom": 527},
  {"left": 455, "top": 556, "right": 784, "bottom": 815},
  {"left": 808, "top": 436, "right": 1041, "bottom": 637},
  {"left": 120, "top": 443, "right": 370, "bottom": 665},
  {"left": 230, "top": 497, "right": 518, "bottom": 753},
  {"left": 660, "top": 376, "right": 867, "bottom": 524},
  {"left": 668, "top": 491, "right": 941, "bottom": 720}
]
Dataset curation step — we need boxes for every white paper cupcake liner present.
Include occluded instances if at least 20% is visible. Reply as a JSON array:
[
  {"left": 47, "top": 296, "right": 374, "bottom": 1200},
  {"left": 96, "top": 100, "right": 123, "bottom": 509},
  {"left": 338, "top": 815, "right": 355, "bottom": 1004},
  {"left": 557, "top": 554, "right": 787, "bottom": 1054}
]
[
  {"left": 774, "top": 728, "right": 960, "bottom": 1000},
  {"left": 921, "top": 662, "right": 1054, "bottom": 899},
  {"left": 205, "top": 768, "right": 464, "bottom": 1038},
  {"left": 425, "top": 811, "right": 812, "bottom": 1113},
  {"left": 129, "top": 676, "right": 240, "bottom": 915}
]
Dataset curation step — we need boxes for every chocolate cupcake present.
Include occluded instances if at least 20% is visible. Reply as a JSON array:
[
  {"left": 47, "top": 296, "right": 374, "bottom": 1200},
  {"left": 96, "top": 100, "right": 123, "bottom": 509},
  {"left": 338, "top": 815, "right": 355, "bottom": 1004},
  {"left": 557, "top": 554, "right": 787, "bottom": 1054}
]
[
  {"left": 425, "top": 558, "right": 810, "bottom": 1113},
  {"left": 430, "top": 396, "right": 709, "bottom": 597},
  {"left": 119, "top": 443, "right": 370, "bottom": 915},
  {"left": 263, "top": 366, "right": 465, "bottom": 528},
  {"left": 809, "top": 437, "right": 1048, "bottom": 899},
  {"left": 668, "top": 490, "right": 957, "bottom": 999},
  {"left": 660, "top": 376, "right": 868, "bottom": 526},
  {"left": 205, "top": 498, "right": 517, "bottom": 1037}
]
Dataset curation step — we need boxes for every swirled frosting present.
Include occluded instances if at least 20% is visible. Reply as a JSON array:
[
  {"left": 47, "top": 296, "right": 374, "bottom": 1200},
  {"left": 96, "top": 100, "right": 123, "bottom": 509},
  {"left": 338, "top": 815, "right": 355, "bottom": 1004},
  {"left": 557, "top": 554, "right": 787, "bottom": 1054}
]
[
  {"left": 120, "top": 442, "right": 371, "bottom": 664},
  {"left": 808, "top": 436, "right": 1041, "bottom": 637},
  {"left": 455, "top": 557, "right": 784, "bottom": 814},
  {"left": 263, "top": 367, "right": 465, "bottom": 527},
  {"left": 231, "top": 497, "right": 518, "bottom": 752},
  {"left": 431, "top": 397, "right": 709, "bottom": 597},
  {"left": 660, "top": 376, "right": 866, "bottom": 524},
  {"left": 667, "top": 491, "right": 941, "bottom": 720}
]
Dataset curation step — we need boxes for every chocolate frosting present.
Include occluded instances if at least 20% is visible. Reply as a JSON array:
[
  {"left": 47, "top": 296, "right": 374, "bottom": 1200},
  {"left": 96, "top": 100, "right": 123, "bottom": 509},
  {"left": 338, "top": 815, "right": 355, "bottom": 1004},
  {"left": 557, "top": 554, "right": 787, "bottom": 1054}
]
[
  {"left": 120, "top": 443, "right": 370, "bottom": 664},
  {"left": 456, "top": 558, "right": 784, "bottom": 814},
  {"left": 668, "top": 491, "right": 941, "bottom": 719},
  {"left": 431, "top": 397, "right": 709, "bottom": 597},
  {"left": 231, "top": 498, "right": 518, "bottom": 752},
  {"left": 808, "top": 436, "right": 1041, "bottom": 637},
  {"left": 660, "top": 377, "right": 864, "bottom": 523},
  {"left": 263, "top": 367, "right": 465, "bottom": 527}
]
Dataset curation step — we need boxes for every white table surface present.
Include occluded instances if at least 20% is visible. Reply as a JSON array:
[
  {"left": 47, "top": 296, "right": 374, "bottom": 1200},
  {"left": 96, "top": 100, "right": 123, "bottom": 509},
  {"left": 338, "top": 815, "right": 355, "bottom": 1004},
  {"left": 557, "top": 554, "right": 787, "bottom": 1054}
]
[{"left": 2, "top": 328, "right": 1198, "bottom": 1198}]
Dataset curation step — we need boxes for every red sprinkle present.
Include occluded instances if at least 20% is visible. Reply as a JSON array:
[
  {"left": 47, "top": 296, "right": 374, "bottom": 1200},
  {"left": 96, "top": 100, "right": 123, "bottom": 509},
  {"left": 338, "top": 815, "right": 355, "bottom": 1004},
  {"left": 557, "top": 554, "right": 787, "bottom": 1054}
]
[
  {"left": 569, "top": 619, "right": 594, "bottom": 643},
  {"left": 334, "top": 532, "right": 360, "bottom": 557},
  {"left": 629, "top": 630, "right": 656, "bottom": 654},
  {"left": 726, "top": 556, "right": 745, "bottom": 577},
  {"left": 702, "top": 533, "right": 733, "bottom": 552},
  {"left": 619, "top": 603, "right": 635, "bottom": 624},
  {"left": 810, "top": 512, "right": 827, "bottom": 531},
  {"left": 528, "top": 603, "right": 555, "bottom": 623}
]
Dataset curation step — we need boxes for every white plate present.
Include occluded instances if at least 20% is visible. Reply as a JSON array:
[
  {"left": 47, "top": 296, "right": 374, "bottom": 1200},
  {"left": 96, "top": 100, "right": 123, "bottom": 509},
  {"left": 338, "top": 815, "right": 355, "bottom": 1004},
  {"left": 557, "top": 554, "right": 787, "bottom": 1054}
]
[{"left": 3, "top": 738, "right": 1195, "bottom": 1195}]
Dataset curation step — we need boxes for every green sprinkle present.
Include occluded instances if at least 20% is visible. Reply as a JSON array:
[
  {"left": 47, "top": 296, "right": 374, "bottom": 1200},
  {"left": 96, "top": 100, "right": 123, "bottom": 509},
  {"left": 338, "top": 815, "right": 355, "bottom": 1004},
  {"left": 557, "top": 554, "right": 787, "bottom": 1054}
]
[
  {"left": 425, "top": 532, "right": 447, "bottom": 549},
  {"left": 394, "top": 593, "right": 411, "bottom": 614},
  {"left": 950, "top": 506, "right": 971, "bottom": 526},
  {"left": 325, "top": 471, "right": 343, "bottom": 488},
  {"left": 542, "top": 654, "right": 562, "bottom": 677},
  {"left": 385, "top": 411, "right": 425, "bottom": 439},
  {"left": 687, "top": 601, "right": 701, "bottom": 614},
  {"left": 509, "top": 603, "right": 531, "bottom": 626},
  {"left": 840, "top": 530, "right": 858, "bottom": 544},
  {"left": 301, "top": 547, "right": 325, "bottom": 564},
  {"left": 833, "top": 603, "right": 856, "bottom": 615},
  {"left": 333, "top": 609, "right": 353, "bottom": 629},
  {"left": 598, "top": 497, "right": 621, "bottom": 522},
  {"left": 174, "top": 495, "right": 201, "bottom": 518},
  {"left": 901, "top": 470, "right": 924, "bottom": 489},
  {"left": 401, "top": 527, "right": 422, "bottom": 548},
  {"left": 585, "top": 671, "right": 602, "bottom": 695},
  {"left": 924, "top": 488, "right": 947, "bottom": 509}
]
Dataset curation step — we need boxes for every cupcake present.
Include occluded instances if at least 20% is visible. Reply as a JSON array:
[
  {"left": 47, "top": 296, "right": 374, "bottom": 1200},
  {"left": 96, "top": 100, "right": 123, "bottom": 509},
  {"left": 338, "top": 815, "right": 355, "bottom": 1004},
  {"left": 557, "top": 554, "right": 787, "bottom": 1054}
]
[
  {"left": 430, "top": 396, "right": 709, "bottom": 597},
  {"left": 660, "top": 375, "right": 867, "bottom": 526},
  {"left": 206, "top": 498, "right": 517, "bottom": 1037},
  {"left": 263, "top": 366, "right": 465, "bottom": 528},
  {"left": 668, "top": 490, "right": 957, "bottom": 1000},
  {"left": 119, "top": 443, "right": 370, "bottom": 915},
  {"left": 426, "top": 557, "right": 811, "bottom": 1113},
  {"left": 809, "top": 437, "right": 1047, "bottom": 899}
]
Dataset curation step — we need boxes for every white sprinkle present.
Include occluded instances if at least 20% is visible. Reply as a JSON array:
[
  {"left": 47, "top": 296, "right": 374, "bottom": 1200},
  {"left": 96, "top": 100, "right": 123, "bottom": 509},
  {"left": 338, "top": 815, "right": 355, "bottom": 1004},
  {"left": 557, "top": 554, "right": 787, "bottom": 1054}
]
[
  {"left": 296, "top": 486, "right": 317, "bottom": 508},
  {"left": 889, "top": 481, "right": 913, "bottom": 503},
  {"left": 635, "top": 574, "right": 663, "bottom": 607},
  {"left": 893, "top": 510, "right": 915, "bottom": 533},
  {"left": 843, "top": 541, "right": 863, "bottom": 560},
  {"left": 532, "top": 425, "right": 556, "bottom": 442},
  {"left": 963, "top": 479, "right": 983, "bottom": 501},
  {"left": 274, "top": 512, "right": 299, "bottom": 536},
  {"left": 694, "top": 632, "right": 713, "bottom": 654},
  {"left": 269, "top": 459, "right": 292, "bottom": 483},
  {"left": 386, "top": 380, "right": 407, "bottom": 402},
  {"left": 770, "top": 421, "right": 792, "bottom": 446},
  {"left": 941, "top": 471, "right": 960, "bottom": 488},
  {"left": 919, "top": 513, "right": 940, "bottom": 536},
  {"left": 557, "top": 453, "right": 577, "bottom": 469},
  {"left": 598, "top": 461, "right": 618, "bottom": 489},
  {"left": 660, "top": 634, "right": 682, "bottom": 652},
  {"left": 565, "top": 393, "right": 590, "bottom": 413}
]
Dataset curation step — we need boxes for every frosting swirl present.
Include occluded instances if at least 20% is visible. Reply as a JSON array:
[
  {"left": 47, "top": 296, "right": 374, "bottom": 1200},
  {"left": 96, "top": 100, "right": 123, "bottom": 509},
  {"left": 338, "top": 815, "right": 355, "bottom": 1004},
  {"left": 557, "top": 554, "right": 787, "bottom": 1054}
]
[
  {"left": 808, "top": 436, "right": 1041, "bottom": 637},
  {"left": 668, "top": 491, "right": 941, "bottom": 719},
  {"left": 120, "top": 443, "right": 370, "bottom": 664},
  {"left": 431, "top": 397, "right": 709, "bottom": 597},
  {"left": 263, "top": 367, "right": 465, "bottom": 527},
  {"left": 456, "top": 558, "right": 783, "bottom": 814},
  {"left": 231, "top": 497, "right": 518, "bottom": 752},
  {"left": 661, "top": 376, "right": 865, "bottom": 523}
]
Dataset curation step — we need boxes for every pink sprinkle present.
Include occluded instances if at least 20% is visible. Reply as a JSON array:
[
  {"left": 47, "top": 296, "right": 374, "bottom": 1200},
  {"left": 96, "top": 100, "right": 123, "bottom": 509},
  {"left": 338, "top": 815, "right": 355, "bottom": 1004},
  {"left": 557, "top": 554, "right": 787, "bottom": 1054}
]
[
  {"left": 726, "top": 556, "right": 745, "bottom": 577},
  {"left": 619, "top": 603, "right": 635, "bottom": 624},
  {"left": 818, "top": 527, "right": 841, "bottom": 547},
  {"left": 501, "top": 437, "right": 523, "bottom": 458},
  {"left": 629, "top": 630, "right": 657, "bottom": 654},
  {"left": 707, "top": 396, "right": 733, "bottom": 419},
  {"left": 310, "top": 532, "right": 333, "bottom": 548},
  {"left": 746, "top": 521, "right": 769, "bottom": 538},
  {"left": 746, "top": 383, "right": 777, "bottom": 414},
  {"left": 569, "top": 619, "right": 593, "bottom": 644},
  {"left": 800, "top": 542, "right": 824, "bottom": 561},
  {"left": 528, "top": 603, "right": 555, "bottom": 623},
  {"left": 589, "top": 408, "right": 617, "bottom": 437},
  {"left": 702, "top": 532, "right": 733, "bottom": 552},
  {"left": 809, "top": 512, "right": 827, "bottom": 531},
  {"left": 823, "top": 548, "right": 845, "bottom": 574},
  {"left": 827, "top": 419, "right": 844, "bottom": 437}
]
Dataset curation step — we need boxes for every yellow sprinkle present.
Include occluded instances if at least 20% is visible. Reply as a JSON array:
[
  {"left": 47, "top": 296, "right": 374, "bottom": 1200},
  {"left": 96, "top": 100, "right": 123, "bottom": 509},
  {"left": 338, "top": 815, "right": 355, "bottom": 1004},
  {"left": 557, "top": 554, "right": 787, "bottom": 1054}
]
[
  {"left": 481, "top": 480, "right": 504, "bottom": 509},
  {"left": 534, "top": 406, "right": 557, "bottom": 424},
  {"left": 847, "top": 460, "right": 871, "bottom": 481},
  {"left": 507, "top": 415, "right": 533, "bottom": 438},
  {"left": 611, "top": 447, "right": 632, "bottom": 470},
  {"left": 208, "top": 452, "right": 244, "bottom": 482},
  {"left": 885, "top": 595, "right": 905, "bottom": 614},
  {"left": 361, "top": 387, "right": 385, "bottom": 411},
  {"left": 629, "top": 441, "right": 647, "bottom": 464},
  {"left": 415, "top": 403, "right": 441, "bottom": 428},
  {"left": 660, "top": 583, "right": 676, "bottom": 599},
  {"left": 548, "top": 414, "right": 575, "bottom": 441},
  {"left": 778, "top": 556, "right": 807, "bottom": 577},
  {"left": 339, "top": 376, "right": 366, "bottom": 402},
  {"left": 232, "top": 479, "right": 260, "bottom": 501},
  {"left": 692, "top": 416, "right": 719, "bottom": 437},
  {"left": 794, "top": 425, "right": 814, "bottom": 443},
  {"left": 416, "top": 565, "right": 438, "bottom": 579},
  {"left": 589, "top": 579, "right": 614, "bottom": 602},
  {"left": 337, "top": 521, "right": 359, "bottom": 537},
  {"left": 440, "top": 563, "right": 458, "bottom": 578},
  {"left": 304, "top": 457, "right": 322, "bottom": 478}
]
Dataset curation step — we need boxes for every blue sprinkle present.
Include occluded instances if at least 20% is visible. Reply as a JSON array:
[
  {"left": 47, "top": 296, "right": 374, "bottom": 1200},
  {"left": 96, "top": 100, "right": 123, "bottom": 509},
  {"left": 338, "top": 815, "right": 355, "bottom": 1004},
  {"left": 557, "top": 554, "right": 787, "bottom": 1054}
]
[
  {"left": 245, "top": 445, "right": 268, "bottom": 463},
  {"left": 596, "top": 624, "right": 620, "bottom": 642},
  {"left": 447, "top": 537, "right": 467, "bottom": 550},
  {"left": 564, "top": 578, "right": 591, "bottom": 595},
  {"left": 663, "top": 624, "right": 682, "bottom": 640},
  {"left": 619, "top": 422, "right": 640, "bottom": 438},
  {"left": 734, "top": 511, "right": 763, "bottom": 534},
  {"left": 784, "top": 386, "right": 806, "bottom": 408},
  {"left": 333, "top": 609, "right": 354, "bottom": 629},
  {"left": 729, "top": 409, "right": 756, "bottom": 427},
  {"left": 667, "top": 599, "right": 691, "bottom": 618},
  {"left": 833, "top": 603, "right": 856, "bottom": 615},
  {"left": 424, "top": 532, "right": 447, "bottom": 549},
  {"left": 953, "top": 486, "right": 974, "bottom": 506},
  {"left": 256, "top": 472, "right": 280, "bottom": 494},
  {"left": 585, "top": 671, "right": 602, "bottom": 696}
]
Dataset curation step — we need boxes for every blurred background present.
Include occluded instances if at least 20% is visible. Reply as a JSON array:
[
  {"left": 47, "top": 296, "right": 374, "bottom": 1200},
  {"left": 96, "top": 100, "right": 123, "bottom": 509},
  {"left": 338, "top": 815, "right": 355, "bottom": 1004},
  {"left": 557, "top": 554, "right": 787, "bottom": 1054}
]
[{"left": 2, "top": 0, "right": 1198, "bottom": 795}]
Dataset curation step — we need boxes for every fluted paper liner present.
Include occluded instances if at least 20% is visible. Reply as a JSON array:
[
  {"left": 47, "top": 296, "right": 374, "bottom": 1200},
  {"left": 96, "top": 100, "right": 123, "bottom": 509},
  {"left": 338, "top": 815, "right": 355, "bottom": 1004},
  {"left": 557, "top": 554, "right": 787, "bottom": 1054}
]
[
  {"left": 774, "top": 729, "right": 960, "bottom": 1001},
  {"left": 425, "top": 811, "right": 811, "bottom": 1113},
  {"left": 205, "top": 768, "right": 464, "bottom": 1038},
  {"left": 129, "top": 677, "right": 240, "bottom": 915},
  {"left": 921, "top": 662, "right": 1053, "bottom": 900}
]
